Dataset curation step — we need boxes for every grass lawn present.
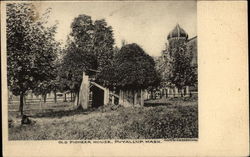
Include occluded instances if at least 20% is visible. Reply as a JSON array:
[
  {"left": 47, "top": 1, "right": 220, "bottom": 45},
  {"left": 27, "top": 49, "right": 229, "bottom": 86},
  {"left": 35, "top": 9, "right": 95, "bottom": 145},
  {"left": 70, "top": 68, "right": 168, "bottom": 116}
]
[{"left": 8, "top": 99, "right": 198, "bottom": 140}]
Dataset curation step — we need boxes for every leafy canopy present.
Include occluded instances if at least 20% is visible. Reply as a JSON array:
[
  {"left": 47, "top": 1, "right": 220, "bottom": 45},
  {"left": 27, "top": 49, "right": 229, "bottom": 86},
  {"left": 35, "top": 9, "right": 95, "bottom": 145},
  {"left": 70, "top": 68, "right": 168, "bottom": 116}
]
[
  {"left": 98, "top": 43, "right": 160, "bottom": 90},
  {"left": 59, "top": 15, "right": 115, "bottom": 92},
  {"left": 7, "top": 3, "right": 58, "bottom": 96},
  {"left": 167, "top": 40, "right": 197, "bottom": 89},
  {"left": 59, "top": 42, "right": 97, "bottom": 92}
]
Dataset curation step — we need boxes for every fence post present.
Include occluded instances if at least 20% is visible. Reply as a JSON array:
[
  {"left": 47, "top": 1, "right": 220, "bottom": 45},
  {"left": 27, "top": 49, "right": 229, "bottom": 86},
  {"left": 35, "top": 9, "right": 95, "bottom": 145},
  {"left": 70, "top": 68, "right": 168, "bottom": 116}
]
[
  {"left": 140, "top": 89, "right": 144, "bottom": 106},
  {"left": 104, "top": 88, "right": 109, "bottom": 105},
  {"left": 186, "top": 86, "right": 190, "bottom": 96}
]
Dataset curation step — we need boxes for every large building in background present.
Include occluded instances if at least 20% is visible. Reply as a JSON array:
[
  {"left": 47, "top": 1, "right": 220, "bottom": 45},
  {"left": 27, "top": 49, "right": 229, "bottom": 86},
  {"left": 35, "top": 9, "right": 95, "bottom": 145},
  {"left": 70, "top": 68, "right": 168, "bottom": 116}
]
[{"left": 156, "top": 24, "right": 197, "bottom": 96}]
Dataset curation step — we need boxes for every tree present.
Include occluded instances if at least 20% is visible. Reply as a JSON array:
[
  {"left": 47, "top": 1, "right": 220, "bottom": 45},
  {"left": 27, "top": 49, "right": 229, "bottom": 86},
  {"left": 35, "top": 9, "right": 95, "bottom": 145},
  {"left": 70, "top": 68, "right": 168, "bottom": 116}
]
[
  {"left": 99, "top": 43, "right": 160, "bottom": 89},
  {"left": 33, "top": 40, "right": 62, "bottom": 103},
  {"left": 59, "top": 15, "right": 115, "bottom": 107},
  {"left": 70, "top": 14, "right": 94, "bottom": 50},
  {"left": 98, "top": 43, "right": 160, "bottom": 105},
  {"left": 93, "top": 19, "right": 115, "bottom": 71},
  {"left": 60, "top": 41, "right": 97, "bottom": 93},
  {"left": 167, "top": 40, "right": 197, "bottom": 96},
  {"left": 113, "top": 43, "right": 160, "bottom": 90},
  {"left": 7, "top": 3, "right": 58, "bottom": 115},
  {"left": 32, "top": 41, "right": 61, "bottom": 103},
  {"left": 59, "top": 15, "right": 96, "bottom": 106}
]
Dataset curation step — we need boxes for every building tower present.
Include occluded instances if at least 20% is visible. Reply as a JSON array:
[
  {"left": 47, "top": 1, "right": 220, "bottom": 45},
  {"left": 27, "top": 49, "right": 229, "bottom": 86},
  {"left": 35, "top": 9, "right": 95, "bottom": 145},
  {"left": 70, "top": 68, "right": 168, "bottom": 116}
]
[
  {"left": 167, "top": 24, "right": 188, "bottom": 44},
  {"left": 158, "top": 24, "right": 197, "bottom": 97}
]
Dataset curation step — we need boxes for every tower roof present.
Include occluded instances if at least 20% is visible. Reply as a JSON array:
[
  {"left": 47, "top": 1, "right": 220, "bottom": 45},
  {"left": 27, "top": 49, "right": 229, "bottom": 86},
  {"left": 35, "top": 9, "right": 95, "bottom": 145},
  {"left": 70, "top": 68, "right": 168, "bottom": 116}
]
[{"left": 167, "top": 24, "right": 188, "bottom": 40}]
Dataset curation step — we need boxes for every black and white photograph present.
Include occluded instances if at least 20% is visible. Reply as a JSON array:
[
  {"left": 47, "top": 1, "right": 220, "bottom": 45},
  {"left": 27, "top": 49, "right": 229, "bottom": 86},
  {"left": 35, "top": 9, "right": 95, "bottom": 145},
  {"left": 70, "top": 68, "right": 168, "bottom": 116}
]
[{"left": 6, "top": 1, "right": 198, "bottom": 140}]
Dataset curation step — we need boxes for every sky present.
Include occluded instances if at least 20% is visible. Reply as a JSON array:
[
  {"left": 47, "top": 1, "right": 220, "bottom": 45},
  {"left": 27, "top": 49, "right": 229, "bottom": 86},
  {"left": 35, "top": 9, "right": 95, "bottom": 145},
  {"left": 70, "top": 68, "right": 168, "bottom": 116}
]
[{"left": 37, "top": 1, "right": 197, "bottom": 56}]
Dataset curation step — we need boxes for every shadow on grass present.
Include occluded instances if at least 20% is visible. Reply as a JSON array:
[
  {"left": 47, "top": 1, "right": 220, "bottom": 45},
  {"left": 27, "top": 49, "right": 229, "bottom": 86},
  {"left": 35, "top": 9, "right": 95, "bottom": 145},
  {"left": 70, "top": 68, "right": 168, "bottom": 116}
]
[
  {"left": 166, "top": 95, "right": 198, "bottom": 101},
  {"left": 144, "top": 103, "right": 172, "bottom": 107},
  {"left": 29, "top": 108, "right": 94, "bottom": 118}
]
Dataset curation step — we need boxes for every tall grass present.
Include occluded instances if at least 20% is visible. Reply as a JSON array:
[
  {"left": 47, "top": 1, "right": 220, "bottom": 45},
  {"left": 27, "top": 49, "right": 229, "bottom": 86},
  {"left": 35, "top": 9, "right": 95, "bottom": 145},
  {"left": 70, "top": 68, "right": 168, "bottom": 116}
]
[{"left": 9, "top": 103, "right": 198, "bottom": 140}]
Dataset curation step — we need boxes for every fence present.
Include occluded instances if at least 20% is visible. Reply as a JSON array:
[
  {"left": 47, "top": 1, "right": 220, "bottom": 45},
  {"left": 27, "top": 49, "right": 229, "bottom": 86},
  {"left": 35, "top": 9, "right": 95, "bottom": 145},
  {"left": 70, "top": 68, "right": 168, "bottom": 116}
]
[
  {"left": 145, "top": 91, "right": 198, "bottom": 100},
  {"left": 8, "top": 96, "right": 75, "bottom": 114}
]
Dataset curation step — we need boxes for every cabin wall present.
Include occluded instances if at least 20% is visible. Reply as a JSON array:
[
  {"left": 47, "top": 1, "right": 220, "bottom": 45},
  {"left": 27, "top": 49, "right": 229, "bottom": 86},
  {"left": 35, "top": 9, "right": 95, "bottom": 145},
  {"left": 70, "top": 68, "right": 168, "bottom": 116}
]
[{"left": 118, "top": 89, "right": 145, "bottom": 107}]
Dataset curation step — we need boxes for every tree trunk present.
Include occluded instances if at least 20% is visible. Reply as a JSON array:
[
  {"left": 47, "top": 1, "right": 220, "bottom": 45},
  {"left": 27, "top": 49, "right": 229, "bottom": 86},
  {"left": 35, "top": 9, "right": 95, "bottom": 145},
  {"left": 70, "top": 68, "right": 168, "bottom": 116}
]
[
  {"left": 64, "top": 93, "right": 67, "bottom": 102},
  {"left": 19, "top": 93, "right": 24, "bottom": 116},
  {"left": 43, "top": 94, "right": 47, "bottom": 103},
  {"left": 190, "top": 92, "right": 192, "bottom": 98},
  {"left": 54, "top": 91, "right": 57, "bottom": 103},
  {"left": 112, "top": 93, "right": 115, "bottom": 104},
  {"left": 152, "top": 91, "right": 155, "bottom": 99},
  {"left": 70, "top": 92, "right": 73, "bottom": 102},
  {"left": 72, "top": 92, "right": 75, "bottom": 102}
]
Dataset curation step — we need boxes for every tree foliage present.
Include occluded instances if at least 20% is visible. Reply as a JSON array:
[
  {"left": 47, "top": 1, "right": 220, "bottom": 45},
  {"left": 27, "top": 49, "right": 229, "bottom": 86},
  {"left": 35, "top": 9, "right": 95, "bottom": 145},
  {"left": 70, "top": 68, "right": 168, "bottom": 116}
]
[
  {"left": 59, "top": 42, "right": 97, "bottom": 93},
  {"left": 60, "top": 15, "right": 114, "bottom": 93},
  {"left": 93, "top": 19, "right": 115, "bottom": 70},
  {"left": 70, "top": 14, "right": 94, "bottom": 50},
  {"left": 167, "top": 40, "right": 197, "bottom": 90},
  {"left": 7, "top": 3, "right": 59, "bottom": 115},
  {"left": 98, "top": 43, "right": 160, "bottom": 90},
  {"left": 59, "top": 15, "right": 96, "bottom": 93}
]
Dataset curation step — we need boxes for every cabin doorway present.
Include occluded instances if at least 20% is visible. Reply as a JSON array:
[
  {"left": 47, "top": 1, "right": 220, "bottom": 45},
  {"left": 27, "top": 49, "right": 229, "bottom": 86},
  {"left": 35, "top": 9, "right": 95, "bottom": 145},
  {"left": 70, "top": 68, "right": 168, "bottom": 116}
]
[{"left": 91, "top": 86, "right": 104, "bottom": 108}]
